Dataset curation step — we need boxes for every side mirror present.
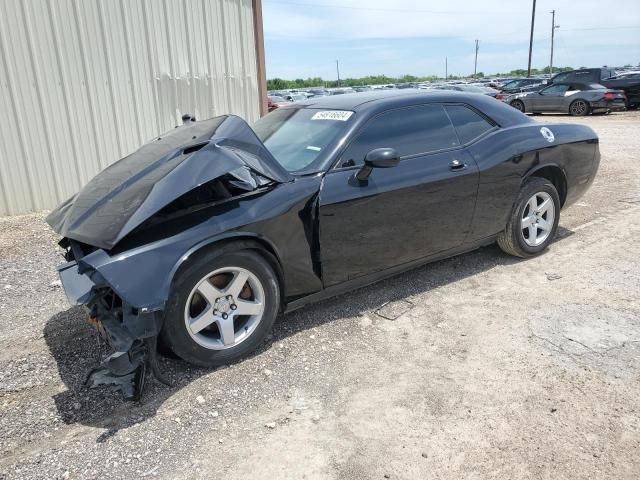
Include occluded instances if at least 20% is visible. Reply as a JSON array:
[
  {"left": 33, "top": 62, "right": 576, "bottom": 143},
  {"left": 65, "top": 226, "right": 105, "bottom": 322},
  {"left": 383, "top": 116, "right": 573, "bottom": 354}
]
[{"left": 355, "top": 148, "right": 400, "bottom": 182}]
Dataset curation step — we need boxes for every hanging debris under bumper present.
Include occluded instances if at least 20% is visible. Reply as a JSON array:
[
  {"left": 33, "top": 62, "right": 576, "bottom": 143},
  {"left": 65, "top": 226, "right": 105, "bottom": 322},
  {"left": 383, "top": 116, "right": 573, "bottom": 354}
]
[{"left": 58, "top": 260, "right": 166, "bottom": 400}]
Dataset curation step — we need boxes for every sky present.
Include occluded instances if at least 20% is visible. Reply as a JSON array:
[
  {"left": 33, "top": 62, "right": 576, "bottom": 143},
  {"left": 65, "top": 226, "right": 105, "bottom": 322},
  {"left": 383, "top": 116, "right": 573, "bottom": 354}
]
[{"left": 262, "top": 0, "right": 640, "bottom": 79}]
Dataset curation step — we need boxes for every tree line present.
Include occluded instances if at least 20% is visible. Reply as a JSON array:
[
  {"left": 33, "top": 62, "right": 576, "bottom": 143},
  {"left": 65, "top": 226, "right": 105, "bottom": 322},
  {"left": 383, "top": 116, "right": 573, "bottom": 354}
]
[{"left": 267, "top": 67, "right": 575, "bottom": 90}]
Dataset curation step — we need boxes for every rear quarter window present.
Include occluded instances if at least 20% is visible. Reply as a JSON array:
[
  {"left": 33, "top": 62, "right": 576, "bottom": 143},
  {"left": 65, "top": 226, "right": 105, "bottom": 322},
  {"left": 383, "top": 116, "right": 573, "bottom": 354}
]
[{"left": 444, "top": 105, "right": 495, "bottom": 144}]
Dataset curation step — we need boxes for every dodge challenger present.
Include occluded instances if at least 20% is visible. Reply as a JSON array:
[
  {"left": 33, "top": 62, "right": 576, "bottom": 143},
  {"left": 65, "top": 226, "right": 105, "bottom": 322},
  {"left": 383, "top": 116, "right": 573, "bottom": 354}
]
[{"left": 47, "top": 91, "right": 600, "bottom": 398}]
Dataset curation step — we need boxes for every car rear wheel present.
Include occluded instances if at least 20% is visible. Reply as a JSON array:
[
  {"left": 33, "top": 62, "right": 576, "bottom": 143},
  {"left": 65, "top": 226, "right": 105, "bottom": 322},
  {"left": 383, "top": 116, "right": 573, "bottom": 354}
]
[
  {"left": 510, "top": 100, "right": 525, "bottom": 113},
  {"left": 569, "top": 99, "right": 590, "bottom": 116},
  {"left": 497, "top": 177, "right": 560, "bottom": 258},
  {"left": 161, "top": 249, "right": 280, "bottom": 367}
]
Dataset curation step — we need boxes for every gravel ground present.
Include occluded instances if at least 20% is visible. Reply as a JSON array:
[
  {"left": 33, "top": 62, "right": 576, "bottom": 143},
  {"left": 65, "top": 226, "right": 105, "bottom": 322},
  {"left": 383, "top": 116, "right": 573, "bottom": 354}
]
[{"left": 1, "top": 112, "right": 639, "bottom": 479}]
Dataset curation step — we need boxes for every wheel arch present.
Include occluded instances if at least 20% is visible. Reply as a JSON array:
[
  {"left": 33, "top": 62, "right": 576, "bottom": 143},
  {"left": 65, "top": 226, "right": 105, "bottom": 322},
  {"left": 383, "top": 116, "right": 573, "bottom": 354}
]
[
  {"left": 525, "top": 164, "right": 568, "bottom": 207},
  {"left": 168, "top": 233, "right": 286, "bottom": 311},
  {"left": 568, "top": 97, "right": 591, "bottom": 115},
  {"left": 510, "top": 99, "right": 526, "bottom": 112}
]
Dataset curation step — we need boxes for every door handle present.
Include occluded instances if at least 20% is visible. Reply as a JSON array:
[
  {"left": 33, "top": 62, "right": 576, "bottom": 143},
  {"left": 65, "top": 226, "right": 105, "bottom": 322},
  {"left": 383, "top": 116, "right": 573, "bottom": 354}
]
[{"left": 449, "top": 159, "right": 467, "bottom": 171}]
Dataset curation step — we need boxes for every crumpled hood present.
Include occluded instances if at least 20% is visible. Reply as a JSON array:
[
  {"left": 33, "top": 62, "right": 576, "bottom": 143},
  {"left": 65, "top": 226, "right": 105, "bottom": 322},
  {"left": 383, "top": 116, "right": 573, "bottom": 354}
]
[{"left": 46, "top": 115, "right": 292, "bottom": 250}]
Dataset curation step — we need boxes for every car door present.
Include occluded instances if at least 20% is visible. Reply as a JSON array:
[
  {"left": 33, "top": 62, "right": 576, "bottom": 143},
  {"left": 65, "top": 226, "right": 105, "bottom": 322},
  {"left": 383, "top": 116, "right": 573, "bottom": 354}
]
[
  {"left": 533, "top": 84, "right": 570, "bottom": 111},
  {"left": 318, "top": 104, "right": 480, "bottom": 286}
]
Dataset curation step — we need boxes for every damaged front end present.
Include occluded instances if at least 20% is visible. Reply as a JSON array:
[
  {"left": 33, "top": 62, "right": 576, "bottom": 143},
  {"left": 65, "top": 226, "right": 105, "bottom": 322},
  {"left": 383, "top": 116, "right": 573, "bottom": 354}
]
[
  {"left": 48, "top": 115, "right": 292, "bottom": 400},
  {"left": 57, "top": 246, "right": 165, "bottom": 400}
]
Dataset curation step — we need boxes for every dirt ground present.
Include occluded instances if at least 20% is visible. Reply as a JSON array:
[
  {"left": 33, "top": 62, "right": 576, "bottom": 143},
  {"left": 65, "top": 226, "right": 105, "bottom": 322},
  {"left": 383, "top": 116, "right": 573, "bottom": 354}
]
[{"left": 1, "top": 112, "right": 639, "bottom": 480}]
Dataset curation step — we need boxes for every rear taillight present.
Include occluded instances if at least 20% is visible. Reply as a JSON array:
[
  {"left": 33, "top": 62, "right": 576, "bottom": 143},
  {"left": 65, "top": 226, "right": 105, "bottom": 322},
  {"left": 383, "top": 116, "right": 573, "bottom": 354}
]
[
  {"left": 603, "top": 92, "right": 615, "bottom": 101},
  {"left": 496, "top": 94, "right": 504, "bottom": 100}
]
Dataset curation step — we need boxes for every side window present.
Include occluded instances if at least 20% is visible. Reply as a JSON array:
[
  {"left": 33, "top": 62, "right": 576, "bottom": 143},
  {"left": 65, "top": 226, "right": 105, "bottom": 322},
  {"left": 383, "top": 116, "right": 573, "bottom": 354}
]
[
  {"left": 337, "top": 105, "right": 459, "bottom": 167},
  {"left": 540, "top": 84, "right": 569, "bottom": 96},
  {"left": 601, "top": 69, "right": 613, "bottom": 80},
  {"left": 444, "top": 105, "right": 494, "bottom": 144}
]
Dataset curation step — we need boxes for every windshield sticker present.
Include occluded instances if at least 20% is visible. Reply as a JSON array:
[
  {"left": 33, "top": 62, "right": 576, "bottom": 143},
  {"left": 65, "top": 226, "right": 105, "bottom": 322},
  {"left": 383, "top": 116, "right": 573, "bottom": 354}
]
[
  {"left": 311, "top": 110, "right": 354, "bottom": 121},
  {"left": 306, "top": 145, "right": 321, "bottom": 151},
  {"left": 540, "top": 127, "right": 555, "bottom": 143}
]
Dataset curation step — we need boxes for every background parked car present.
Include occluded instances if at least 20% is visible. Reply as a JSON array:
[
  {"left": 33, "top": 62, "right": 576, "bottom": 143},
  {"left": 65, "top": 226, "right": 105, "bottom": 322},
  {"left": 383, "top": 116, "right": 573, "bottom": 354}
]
[
  {"left": 550, "top": 68, "right": 640, "bottom": 108},
  {"left": 611, "top": 71, "right": 640, "bottom": 79},
  {"left": 395, "top": 83, "right": 419, "bottom": 89},
  {"left": 267, "top": 95, "right": 291, "bottom": 111},
  {"left": 283, "top": 93, "right": 308, "bottom": 103},
  {"left": 447, "top": 84, "right": 500, "bottom": 98},
  {"left": 307, "top": 88, "right": 330, "bottom": 97},
  {"left": 500, "top": 78, "right": 545, "bottom": 94},
  {"left": 505, "top": 82, "right": 626, "bottom": 116}
]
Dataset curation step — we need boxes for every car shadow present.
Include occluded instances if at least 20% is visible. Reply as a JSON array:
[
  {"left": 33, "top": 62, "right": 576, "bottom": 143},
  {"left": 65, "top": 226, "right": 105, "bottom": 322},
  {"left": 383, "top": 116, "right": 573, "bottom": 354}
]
[
  {"left": 528, "top": 112, "right": 625, "bottom": 118},
  {"left": 42, "top": 236, "right": 572, "bottom": 439}
]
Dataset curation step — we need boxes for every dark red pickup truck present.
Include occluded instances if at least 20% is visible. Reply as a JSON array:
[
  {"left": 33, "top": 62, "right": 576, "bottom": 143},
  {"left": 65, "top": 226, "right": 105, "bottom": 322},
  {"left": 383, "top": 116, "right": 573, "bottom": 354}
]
[{"left": 551, "top": 68, "right": 640, "bottom": 108}]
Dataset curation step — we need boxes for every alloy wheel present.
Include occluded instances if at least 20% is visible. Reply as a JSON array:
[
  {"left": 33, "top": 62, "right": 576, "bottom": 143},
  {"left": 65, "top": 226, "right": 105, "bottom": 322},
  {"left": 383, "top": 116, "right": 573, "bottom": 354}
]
[
  {"left": 184, "top": 267, "right": 265, "bottom": 350},
  {"left": 521, "top": 191, "right": 555, "bottom": 247},
  {"left": 570, "top": 100, "right": 588, "bottom": 115}
]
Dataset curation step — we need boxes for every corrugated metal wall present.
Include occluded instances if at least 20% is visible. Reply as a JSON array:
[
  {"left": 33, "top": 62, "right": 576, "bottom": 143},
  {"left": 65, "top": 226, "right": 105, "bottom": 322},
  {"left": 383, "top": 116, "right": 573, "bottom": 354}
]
[{"left": 0, "top": 0, "right": 261, "bottom": 215}]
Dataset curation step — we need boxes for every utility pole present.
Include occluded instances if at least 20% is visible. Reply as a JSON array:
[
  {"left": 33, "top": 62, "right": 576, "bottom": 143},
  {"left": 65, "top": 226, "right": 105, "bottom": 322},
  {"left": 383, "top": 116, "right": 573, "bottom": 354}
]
[
  {"left": 527, "top": 0, "right": 536, "bottom": 77},
  {"left": 336, "top": 60, "right": 340, "bottom": 87},
  {"left": 445, "top": 56, "right": 448, "bottom": 80},
  {"left": 549, "top": 10, "right": 560, "bottom": 75},
  {"left": 474, "top": 39, "right": 479, "bottom": 78}
]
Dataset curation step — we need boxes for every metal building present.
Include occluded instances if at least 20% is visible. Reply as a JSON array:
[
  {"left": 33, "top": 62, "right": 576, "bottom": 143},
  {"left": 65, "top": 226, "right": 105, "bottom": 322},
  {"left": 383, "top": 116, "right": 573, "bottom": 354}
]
[{"left": 0, "top": 0, "right": 267, "bottom": 215}]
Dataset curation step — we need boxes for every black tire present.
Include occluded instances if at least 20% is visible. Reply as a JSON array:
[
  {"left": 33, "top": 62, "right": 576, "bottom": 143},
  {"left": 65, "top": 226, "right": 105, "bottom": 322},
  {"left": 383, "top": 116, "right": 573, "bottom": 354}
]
[
  {"left": 497, "top": 177, "right": 560, "bottom": 258},
  {"left": 569, "top": 99, "right": 590, "bottom": 116},
  {"left": 161, "top": 248, "right": 280, "bottom": 367},
  {"left": 510, "top": 100, "right": 525, "bottom": 113}
]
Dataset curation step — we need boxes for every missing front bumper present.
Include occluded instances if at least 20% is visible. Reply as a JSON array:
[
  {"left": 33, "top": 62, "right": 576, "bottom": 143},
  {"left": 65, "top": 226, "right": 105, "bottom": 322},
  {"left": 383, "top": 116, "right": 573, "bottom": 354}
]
[{"left": 57, "top": 260, "right": 169, "bottom": 399}]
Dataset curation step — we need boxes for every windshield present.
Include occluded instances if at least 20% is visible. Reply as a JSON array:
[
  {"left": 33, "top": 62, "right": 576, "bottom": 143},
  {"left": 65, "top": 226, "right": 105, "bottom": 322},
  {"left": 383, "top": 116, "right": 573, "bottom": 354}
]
[{"left": 253, "top": 107, "right": 351, "bottom": 172}]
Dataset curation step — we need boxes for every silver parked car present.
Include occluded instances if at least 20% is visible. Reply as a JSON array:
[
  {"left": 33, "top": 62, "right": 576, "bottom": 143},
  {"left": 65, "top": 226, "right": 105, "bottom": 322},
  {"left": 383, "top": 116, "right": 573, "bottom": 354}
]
[{"left": 505, "top": 82, "right": 626, "bottom": 116}]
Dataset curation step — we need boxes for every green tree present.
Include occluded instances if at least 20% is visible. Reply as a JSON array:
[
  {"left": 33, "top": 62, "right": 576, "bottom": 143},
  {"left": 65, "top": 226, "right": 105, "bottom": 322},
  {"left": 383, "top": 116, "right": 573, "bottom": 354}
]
[{"left": 267, "top": 78, "right": 291, "bottom": 90}]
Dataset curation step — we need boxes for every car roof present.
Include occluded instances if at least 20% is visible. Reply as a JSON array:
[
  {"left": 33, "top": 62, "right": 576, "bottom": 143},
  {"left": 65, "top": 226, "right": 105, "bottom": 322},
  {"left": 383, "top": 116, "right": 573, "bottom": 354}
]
[
  {"left": 285, "top": 89, "right": 533, "bottom": 128},
  {"left": 548, "top": 82, "right": 605, "bottom": 88},
  {"left": 292, "top": 89, "right": 420, "bottom": 110}
]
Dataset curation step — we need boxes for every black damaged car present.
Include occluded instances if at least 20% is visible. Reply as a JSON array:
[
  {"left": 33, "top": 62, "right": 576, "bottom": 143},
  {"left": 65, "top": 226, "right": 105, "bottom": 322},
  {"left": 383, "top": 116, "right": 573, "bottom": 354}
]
[{"left": 47, "top": 91, "right": 600, "bottom": 398}]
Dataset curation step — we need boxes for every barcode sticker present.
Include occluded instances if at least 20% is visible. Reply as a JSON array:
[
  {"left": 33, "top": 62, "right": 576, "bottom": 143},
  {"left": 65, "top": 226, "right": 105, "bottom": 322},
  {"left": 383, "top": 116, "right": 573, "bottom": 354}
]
[{"left": 311, "top": 110, "right": 354, "bottom": 121}]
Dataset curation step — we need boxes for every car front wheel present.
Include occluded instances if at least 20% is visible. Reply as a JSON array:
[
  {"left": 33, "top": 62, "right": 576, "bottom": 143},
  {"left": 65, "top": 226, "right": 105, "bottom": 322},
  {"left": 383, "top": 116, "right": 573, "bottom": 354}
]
[
  {"left": 497, "top": 177, "right": 560, "bottom": 258},
  {"left": 161, "top": 248, "right": 280, "bottom": 367}
]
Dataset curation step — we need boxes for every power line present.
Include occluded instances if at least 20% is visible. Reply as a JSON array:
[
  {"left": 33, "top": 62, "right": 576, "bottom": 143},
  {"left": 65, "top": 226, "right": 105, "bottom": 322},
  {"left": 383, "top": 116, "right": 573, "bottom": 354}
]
[
  {"left": 561, "top": 25, "right": 640, "bottom": 31},
  {"left": 266, "top": 0, "right": 519, "bottom": 15},
  {"left": 265, "top": 24, "right": 640, "bottom": 41}
]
